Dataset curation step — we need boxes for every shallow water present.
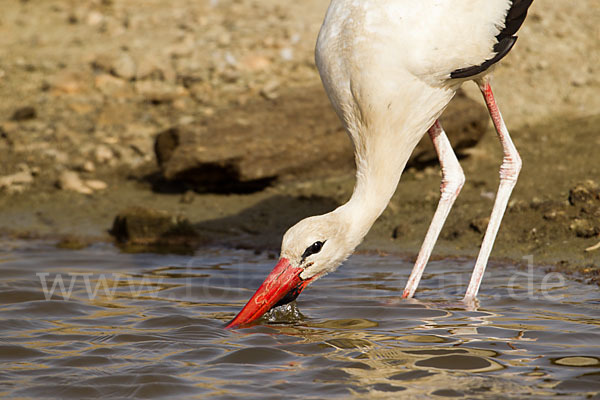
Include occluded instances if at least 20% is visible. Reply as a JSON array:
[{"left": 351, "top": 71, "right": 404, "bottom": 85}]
[{"left": 1, "top": 240, "right": 599, "bottom": 399}]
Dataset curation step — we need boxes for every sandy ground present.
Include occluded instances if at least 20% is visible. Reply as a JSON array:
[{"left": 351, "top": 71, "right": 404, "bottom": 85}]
[{"left": 0, "top": 0, "right": 599, "bottom": 282}]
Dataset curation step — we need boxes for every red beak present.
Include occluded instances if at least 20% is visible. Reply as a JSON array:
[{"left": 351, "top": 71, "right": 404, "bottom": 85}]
[{"left": 225, "top": 258, "right": 311, "bottom": 329}]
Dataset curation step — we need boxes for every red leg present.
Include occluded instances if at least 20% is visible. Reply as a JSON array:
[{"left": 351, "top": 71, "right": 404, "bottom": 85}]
[
  {"left": 464, "top": 78, "right": 522, "bottom": 301},
  {"left": 403, "top": 120, "right": 465, "bottom": 298}
]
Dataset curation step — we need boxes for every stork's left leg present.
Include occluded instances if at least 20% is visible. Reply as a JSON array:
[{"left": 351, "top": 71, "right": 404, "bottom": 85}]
[
  {"left": 403, "top": 120, "right": 465, "bottom": 299},
  {"left": 464, "top": 78, "right": 522, "bottom": 301}
]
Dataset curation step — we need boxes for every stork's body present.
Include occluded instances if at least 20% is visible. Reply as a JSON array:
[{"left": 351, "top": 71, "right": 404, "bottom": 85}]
[{"left": 227, "top": 0, "right": 533, "bottom": 329}]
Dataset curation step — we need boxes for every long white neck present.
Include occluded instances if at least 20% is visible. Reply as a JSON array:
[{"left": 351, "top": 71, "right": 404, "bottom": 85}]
[
  {"left": 332, "top": 85, "right": 456, "bottom": 248},
  {"left": 320, "top": 63, "right": 457, "bottom": 251},
  {"left": 335, "top": 128, "right": 420, "bottom": 245}
]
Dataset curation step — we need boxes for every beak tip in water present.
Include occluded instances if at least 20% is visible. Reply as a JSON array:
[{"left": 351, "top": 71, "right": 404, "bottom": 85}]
[{"left": 224, "top": 258, "right": 307, "bottom": 329}]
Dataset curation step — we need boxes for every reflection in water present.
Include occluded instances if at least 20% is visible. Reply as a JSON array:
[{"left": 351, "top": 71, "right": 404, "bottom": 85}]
[{"left": 0, "top": 239, "right": 599, "bottom": 398}]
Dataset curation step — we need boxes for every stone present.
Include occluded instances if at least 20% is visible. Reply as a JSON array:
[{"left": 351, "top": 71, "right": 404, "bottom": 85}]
[
  {"left": 240, "top": 54, "right": 271, "bottom": 72},
  {"left": 135, "top": 80, "right": 187, "bottom": 103},
  {"left": 11, "top": 106, "right": 37, "bottom": 121},
  {"left": 570, "top": 218, "right": 599, "bottom": 238},
  {"left": 110, "top": 206, "right": 197, "bottom": 245},
  {"left": 92, "top": 52, "right": 137, "bottom": 80},
  {"left": 94, "top": 73, "right": 132, "bottom": 98},
  {"left": 83, "top": 160, "right": 95, "bottom": 172},
  {"left": 57, "top": 170, "right": 93, "bottom": 195},
  {"left": 47, "top": 70, "right": 88, "bottom": 95},
  {"left": 112, "top": 53, "right": 137, "bottom": 80},
  {"left": 85, "top": 179, "right": 108, "bottom": 191},
  {"left": 86, "top": 11, "right": 104, "bottom": 26},
  {"left": 569, "top": 180, "right": 599, "bottom": 207},
  {"left": 94, "top": 145, "right": 114, "bottom": 164},
  {"left": 260, "top": 79, "right": 280, "bottom": 100},
  {"left": 0, "top": 167, "right": 34, "bottom": 193}
]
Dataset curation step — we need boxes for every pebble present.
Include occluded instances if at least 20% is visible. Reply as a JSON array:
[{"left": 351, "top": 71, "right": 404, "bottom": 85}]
[
  {"left": 0, "top": 166, "right": 34, "bottom": 194},
  {"left": 280, "top": 47, "right": 294, "bottom": 61},
  {"left": 11, "top": 106, "right": 37, "bottom": 121},
  {"left": 569, "top": 219, "right": 598, "bottom": 238},
  {"left": 57, "top": 171, "right": 93, "bottom": 195},
  {"left": 47, "top": 70, "right": 86, "bottom": 95},
  {"left": 94, "top": 144, "right": 114, "bottom": 164},
  {"left": 569, "top": 180, "right": 599, "bottom": 206},
  {"left": 94, "top": 73, "right": 129, "bottom": 97},
  {"left": 260, "top": 80, "right": 280, "bottom": 100},
  {"left": 86, "top": 11, "right": 104, "bottom": 26},
  {"left": 241, "top": 54, "right": 271, "bottom": 71},
  {"left": 135, "top": 80, "right": 187, "bottom": 103},
  {"left": 83, "top": 160, "right": 95, "bottom": 172},
  {"left": 85, "top": 179, "right": 108, "bottom": 191},
  {"left": 112, "top": 53, "right": 137, "bottom": 80}
]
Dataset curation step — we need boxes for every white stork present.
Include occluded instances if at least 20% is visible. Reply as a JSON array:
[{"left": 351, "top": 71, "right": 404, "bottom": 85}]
[{"left": 227, "top": 0, "right": 534, "bottom": 328}]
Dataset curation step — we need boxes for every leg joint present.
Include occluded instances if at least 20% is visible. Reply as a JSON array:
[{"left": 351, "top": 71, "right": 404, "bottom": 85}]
[
  {"left": 500, "top": 153, "right": 522, "bottom": 182},
  {"left": 440, "top": 165, "right": 465, "bottom": 199}
]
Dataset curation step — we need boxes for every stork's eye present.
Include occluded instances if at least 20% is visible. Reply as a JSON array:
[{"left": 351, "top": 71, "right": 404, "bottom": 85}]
[{"left": 302, "top": 241, "right": 325, "bottom": 260}]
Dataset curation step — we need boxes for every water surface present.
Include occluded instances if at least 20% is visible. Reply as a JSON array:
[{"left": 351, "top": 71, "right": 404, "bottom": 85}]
[{"left": 1, "top": 240, "right": 599, "bottom": 398}]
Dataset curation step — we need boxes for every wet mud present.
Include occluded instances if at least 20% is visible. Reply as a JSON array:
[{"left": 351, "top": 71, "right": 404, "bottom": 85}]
[{"left": 0, "top": 0, "right": 599, "bottom": 282}]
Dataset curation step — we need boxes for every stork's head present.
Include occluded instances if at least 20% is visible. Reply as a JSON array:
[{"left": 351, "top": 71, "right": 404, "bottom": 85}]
[{"left": 226, "top": 211, "right": 358, "bottom": 329}]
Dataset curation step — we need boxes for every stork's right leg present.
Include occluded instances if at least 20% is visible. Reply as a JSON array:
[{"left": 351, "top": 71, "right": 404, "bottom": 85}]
[{"left": 403, "top": 120, "right": 465, "bottom": 299}]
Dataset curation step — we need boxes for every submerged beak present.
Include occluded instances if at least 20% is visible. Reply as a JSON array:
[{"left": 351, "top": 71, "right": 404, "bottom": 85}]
[{"left": 225, "top": 258, "right": 310, "bottom": 329}]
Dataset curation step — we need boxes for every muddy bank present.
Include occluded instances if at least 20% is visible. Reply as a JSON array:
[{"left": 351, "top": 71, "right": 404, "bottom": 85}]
[
  {"left": 0, "top": 0, "right": 598, "bottom": 283},
  {"left": 1, "top": 115, "right": 599, "bottom": 284}
]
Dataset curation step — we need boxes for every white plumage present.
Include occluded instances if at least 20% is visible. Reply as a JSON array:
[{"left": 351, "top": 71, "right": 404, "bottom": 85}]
[{"left": 227, "top": 0, "right": 534, "bottom": 329}]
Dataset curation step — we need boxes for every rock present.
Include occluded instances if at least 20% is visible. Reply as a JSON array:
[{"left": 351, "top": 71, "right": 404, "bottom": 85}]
[
  {"left": 94, "top": 144, "right": 114, "bottom": 164},
  {"left": 569, "top": 180, "right": 599, "bottom": 207},
  {"left": 135, "top": 80, "right": 187, "bottom": 103},
  {"left": 543, "top": 209, "right": 568, "bottom": 221},
  {"left": 570, "top": 218, "right": 599, "bottom": 238},
  {"left": 43, "top": 148, "right": 69, "bottom": 165},
  {"left": 86, "top": 10, "right": 104, "bottom": 26},
  {"left": 92, "top": 52, "right": 137, "bottom": 80},
  {"left": 11, "top": 106, "right": 37, "bottom": 121},
  {"left": 57, "top": 171, "right": 93, "bottom": 194},
  {"left": 46, "top": 70, "right": 89, "bottom": 95},
  {"left": 110, "top": 206, "right": 197, "bottom": 246},
  {"left": 0, "top": 166, "right": 34, "bottom": 194},
  {"left": 260, "top": 80, "right": 280, "bottom": 100},
  {"left": 85, "top": 179, "right": 108, "bottom": 191},
  {"left": 83, "top": 160, "right": 95, "bottom": 172},
  {"left": 112, "top": 53, "right": 136, "bottom": 80},
  {"left": 154, "top": 85, "right": 488, "bottom": 192},
  {"left": 94, "top": 73, "right": 129, "bottom": 97},
  {"left": 240, "top": 54, "right": 271, "bottom": 72}
]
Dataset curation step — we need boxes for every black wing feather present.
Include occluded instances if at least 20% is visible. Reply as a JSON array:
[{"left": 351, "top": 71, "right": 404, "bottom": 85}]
[
  {"left": 500, "top": 0, "right": 534, "bottom": 39},
  {"left": 450, "top": 0, "right": 534, "bottom": 79}
]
